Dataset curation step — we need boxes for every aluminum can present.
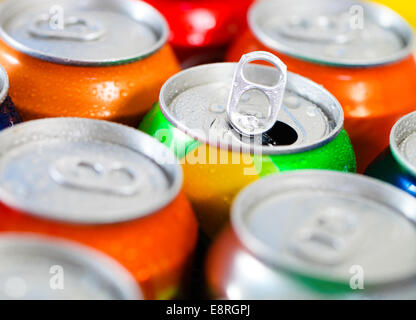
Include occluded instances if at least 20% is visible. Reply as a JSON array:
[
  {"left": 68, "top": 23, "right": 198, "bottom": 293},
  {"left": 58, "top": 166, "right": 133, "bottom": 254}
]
[
  {"left": 372, "top": 0, "right": 416, "bottom": 31},
  {"left": 206, "top": 170, "right": 416, "bottom": 299},
  {"left": 0, "top": 118, "right": 198, "bottom": 300},
  {"left": 0, "top": 65, "right": 21, "bottom": 130},
  {"left": 0, "top": 0, "right": 180, "bottom": 127},
  {"left": 0, "top": 233, "right": 142, "bottom": 300},
  {"left": 366, "top": 111, "right": 416, "bottom": 198},
  {"left": 140, "top": 51, "right": 356, "bottom": 237},
  {"left": 227, "top": 0, "right": 416, "bottom": 172},
  {"left": 144, "top": 0, "right": 254, "bottom": 67}
]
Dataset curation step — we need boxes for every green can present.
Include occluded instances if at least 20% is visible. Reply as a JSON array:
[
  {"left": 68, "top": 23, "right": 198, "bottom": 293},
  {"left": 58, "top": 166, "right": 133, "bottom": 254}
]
[{"left": 140, "top": 52, "right": 356, "bottom": 237}]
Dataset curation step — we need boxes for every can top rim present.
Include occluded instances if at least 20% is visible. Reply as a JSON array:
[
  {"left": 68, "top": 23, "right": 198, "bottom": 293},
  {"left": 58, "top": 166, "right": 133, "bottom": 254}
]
[
  {"left": 0, "top": 233, "right": 142, "bottom": 299},
  {"left": 0, "top": 0, "right": 169, "bottom": 66},
  {"left": 0, "top": 118, "right": 183, "bottom": 225},
  {"left": 0, "top": 65, "right": 9, "bottom": 105},
  {"left": 390, "top": 111, "right": 416, "bottom": 177},
  {"left": 159, "top": 62, "right": 345, "bottom": 155},
  {"left": 248, "top": 0, "right": 414, "bottom": 67},
  {"left": 231, "top": 170, "right": 416, "bottom": 286}
]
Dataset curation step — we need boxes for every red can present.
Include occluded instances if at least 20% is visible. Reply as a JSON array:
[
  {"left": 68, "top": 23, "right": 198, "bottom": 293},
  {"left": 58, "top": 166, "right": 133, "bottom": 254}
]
[
  {"left": 145, "top": 0, "right": 254, "bottom": 67},
  {"left": 0, "top": 118, "right": 198, "bottom": 300},
  {"left": 227, "top": 0, "right": 416, "bottom": 172}
]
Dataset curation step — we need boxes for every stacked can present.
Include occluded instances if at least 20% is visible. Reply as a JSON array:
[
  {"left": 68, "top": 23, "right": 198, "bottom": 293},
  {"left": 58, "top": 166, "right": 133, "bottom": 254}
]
[
  {"left": 144, "top": 0, "right": 254, "bottom": 67},
  {"left": 140, "top": 51, "right": 356, "bottom": 237},
  {"left": 0, "top": 118, "right": 198, "bottom": 300},
  {"left": 207, "top": 171, "right": 416, "bottom": 299},
  {"left": 227, "top": 0, "right": 416, "bottom": 172},
  {"left": 366, "top": 112, "right": 416, "bottom": 198},
  {"left": 0, "top": 0, "right": 180, "bottom": 126},
  {"left": 0, "top": 234, "right": 142, "bottom": 300}
]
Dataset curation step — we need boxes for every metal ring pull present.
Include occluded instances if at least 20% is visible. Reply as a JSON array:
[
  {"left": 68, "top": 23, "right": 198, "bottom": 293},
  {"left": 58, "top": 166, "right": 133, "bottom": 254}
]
[
  {"left": 50, "top": 157, "right": 143, "bottom": 196},
  {"left": 28, "top": 14, "right": 107, "bottom": 42},
  {"left": 278, "top": 14, "right": 355, "bottom": 44},
  {"left": 227, "top": 51, "right": 287, "bottom": 137}
]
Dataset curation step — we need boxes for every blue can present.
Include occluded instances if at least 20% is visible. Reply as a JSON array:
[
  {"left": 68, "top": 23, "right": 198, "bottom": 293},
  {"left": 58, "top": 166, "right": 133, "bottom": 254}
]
[{"left": 366, "top": 112, "right": 416, "bottom": 197}]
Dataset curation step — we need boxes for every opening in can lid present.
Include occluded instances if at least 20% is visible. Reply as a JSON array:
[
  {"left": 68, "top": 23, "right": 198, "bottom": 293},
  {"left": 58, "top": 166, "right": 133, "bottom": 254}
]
[
  {"left": 159, "top": 62, "right": 344, "bottom": 155},
  {"left": 0, "top": 233, "right": 142, "bottom": 300},
  {"left": 0, "top": 65, "right": 9, "bottom": 105},
  {"left": 0, "top": 118, "right": 182, "bottom": 224},
  {"left": 249, "top": 0, "right": 414, "bottom": 67},
  {"left": 0, "top": 0, "right": 169, "bottom": 66},
  {"left": 391, "top": 112, "right": 416, "bottom": 176},
  {"left": 231, "top": 171, "right": 416, "bottom": 286}
]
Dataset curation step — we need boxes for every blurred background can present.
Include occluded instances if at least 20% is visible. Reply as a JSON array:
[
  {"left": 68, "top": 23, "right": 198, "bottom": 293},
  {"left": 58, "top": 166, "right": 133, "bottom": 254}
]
[
  {"left": 206, "top": 171, "right": 416, "bottom": 299},
  {"left": 0, "top": 118, "right": 198, "bottom": 300},
  {"left": 227, "top": 0, "right": 416, "bottom": 172},
  {"left": 140, "top": 53, "right": 356, "bottom": 238},
  {"left": 144, "top": 0, "right": 254, "bottom": 68},
  {"left": 0, "top": 233, "right": 142, "bottom": 300},
  {"left": 366, "top": 112, "right": 416, "bottom": 198},
  {"left": 0, "top": 0, "right": 180, "bottom": 127},
  {"left": 0, "top": 65, "right": 21, "bottom": 130}
]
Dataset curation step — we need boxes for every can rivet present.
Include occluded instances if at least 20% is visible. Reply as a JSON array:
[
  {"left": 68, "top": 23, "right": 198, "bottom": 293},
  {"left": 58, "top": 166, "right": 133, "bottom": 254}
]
[
  {"left": 28, "top": 13, "right": 107, "bottom": 42},
  {"left": 226, "top": 51, "right": 287, "bottom": 137}
]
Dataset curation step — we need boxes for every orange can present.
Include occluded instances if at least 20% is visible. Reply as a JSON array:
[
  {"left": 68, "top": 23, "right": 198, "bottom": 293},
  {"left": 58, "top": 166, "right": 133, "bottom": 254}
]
[
  {"left": 0, "top": 118, "right": 198, "bottom": 300},
  {"left": 227, "top": 0, "right": 416, "bottom": 172},
  {"left": 0, "top": 0, "right": 180, "bottom": 127}
]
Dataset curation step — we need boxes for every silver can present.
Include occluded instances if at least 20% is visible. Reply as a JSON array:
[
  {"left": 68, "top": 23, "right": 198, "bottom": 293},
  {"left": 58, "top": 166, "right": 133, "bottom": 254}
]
[
  {"left": 248, "top": 0, "right": 414, "bottom": 66},
  {"left": 206, "top": 170, "right": 416, "bottom": 299},
  {"left": 0, "top": 0, "right": 168, "bottom": 65},
  {"left": 0, "top": 233, "right": 142, "bottom": 300}
]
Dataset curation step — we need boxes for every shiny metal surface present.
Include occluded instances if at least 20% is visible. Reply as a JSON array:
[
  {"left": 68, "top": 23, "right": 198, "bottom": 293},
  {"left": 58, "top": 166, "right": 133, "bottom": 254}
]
[
  {"left": 391, "top": 112, "right": 416, "bottom": 176},
  {"left": 0, "top": 233, "right": 142, "bottom": 300},
  {"left": 0, "top": 118, "right": 182, "bottom": 224},
  {"left": 159, "top": 62, "right": 344, "bottom": 155},
  {"left": 208, "top": 171, "right": 416, "bottom": 299},
  {"left": 249, "top": 0, "right": 414, "bottom": 66},
  {"left": 0, "top": 0, "right": 168, "bottom": 65}
]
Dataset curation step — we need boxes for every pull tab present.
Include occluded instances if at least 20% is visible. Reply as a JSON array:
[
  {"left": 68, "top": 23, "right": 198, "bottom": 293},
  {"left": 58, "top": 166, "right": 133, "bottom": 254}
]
[
  {"left": 279, "top": 14, "right": 354, "bottom": 44},
  {"left": 291, "top": 208, "right": 360, "bottom": 266},
  {"left": 49, "top": 157, "right": 143, "bottom": 196},
  {"left": 227, "top": 51, "right": 287, "bottom": 137},
  {"left": 28, "top": 13, "right": 106, "bottom": 41}
]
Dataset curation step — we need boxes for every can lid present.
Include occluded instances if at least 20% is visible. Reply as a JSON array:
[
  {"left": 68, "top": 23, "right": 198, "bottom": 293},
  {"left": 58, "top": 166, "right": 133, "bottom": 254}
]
[
  {"left": 391, "top": 112, "right": 416, "bottom": 177},
  {"left": 0, "top": 65, "right": 9, "bottom": 105},
  {"left": 0, "top": 233, "right": 142, "bottom": 300},
  {"left": 159, "top": 59, "right": 343, "bottom": 155},
  {"left": 231, "top": 171, "right": 416, "bottom": 285},
  {"left": 0, "top": 0, "right": 168, "bottom": 66},
  {"left": 249, "top": 0, "right": 414, "bottom": 67},
  {"left": 0, "top": 118, "right": 182, "bottom": 224}
]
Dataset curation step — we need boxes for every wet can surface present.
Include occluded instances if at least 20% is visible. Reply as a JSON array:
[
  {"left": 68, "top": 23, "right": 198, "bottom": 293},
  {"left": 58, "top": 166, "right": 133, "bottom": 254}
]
[
  {"left": 227, "top": 0, "right": 416, "bottom": 172},
  {"left": 373, "top": 0, "right": 416, "bottom": 31},
  {"left": 0, "top": 118, "right": 198, "bottom": 300},
  {"left": 366, "top": 112, "right": 416, "bottom": 198},
  {"left": 140, "top": 51, "right": 356, "bottom": 237},
  {"left": 0, "top": 233, "right": 142, "bottom": 300},
  {"left": 0, "top": 0, "right": 180, "bottom": 127},
  {"left": 144, "top": 0, "right": 254, "bottom": 67},
  {"left": 0, "top": 65, "right": 21, "bottom": 130},
  {"left": 206, "top": 171, "right": 416, "bottom": 299}
]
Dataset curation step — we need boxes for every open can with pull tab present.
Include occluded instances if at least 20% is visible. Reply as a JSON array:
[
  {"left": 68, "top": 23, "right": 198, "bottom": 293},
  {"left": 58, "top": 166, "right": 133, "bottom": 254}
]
[
  {"left": 0, "top": 64, "right": 21, "bottom": 130},
  {"left": 227, "top": 0, "right": 416, "bottom": 173},
  {"left": 139, "top": 51, "right": 356, "bottom": 238},
  {"left": 0, "top": 118, "right": 198, "bottom": 300},
  {"left": 0, "top": 0, "right": 180, "bottom": 126},
  {"left": 206, "top": 170, "right": 416, "bottom": 299}
]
